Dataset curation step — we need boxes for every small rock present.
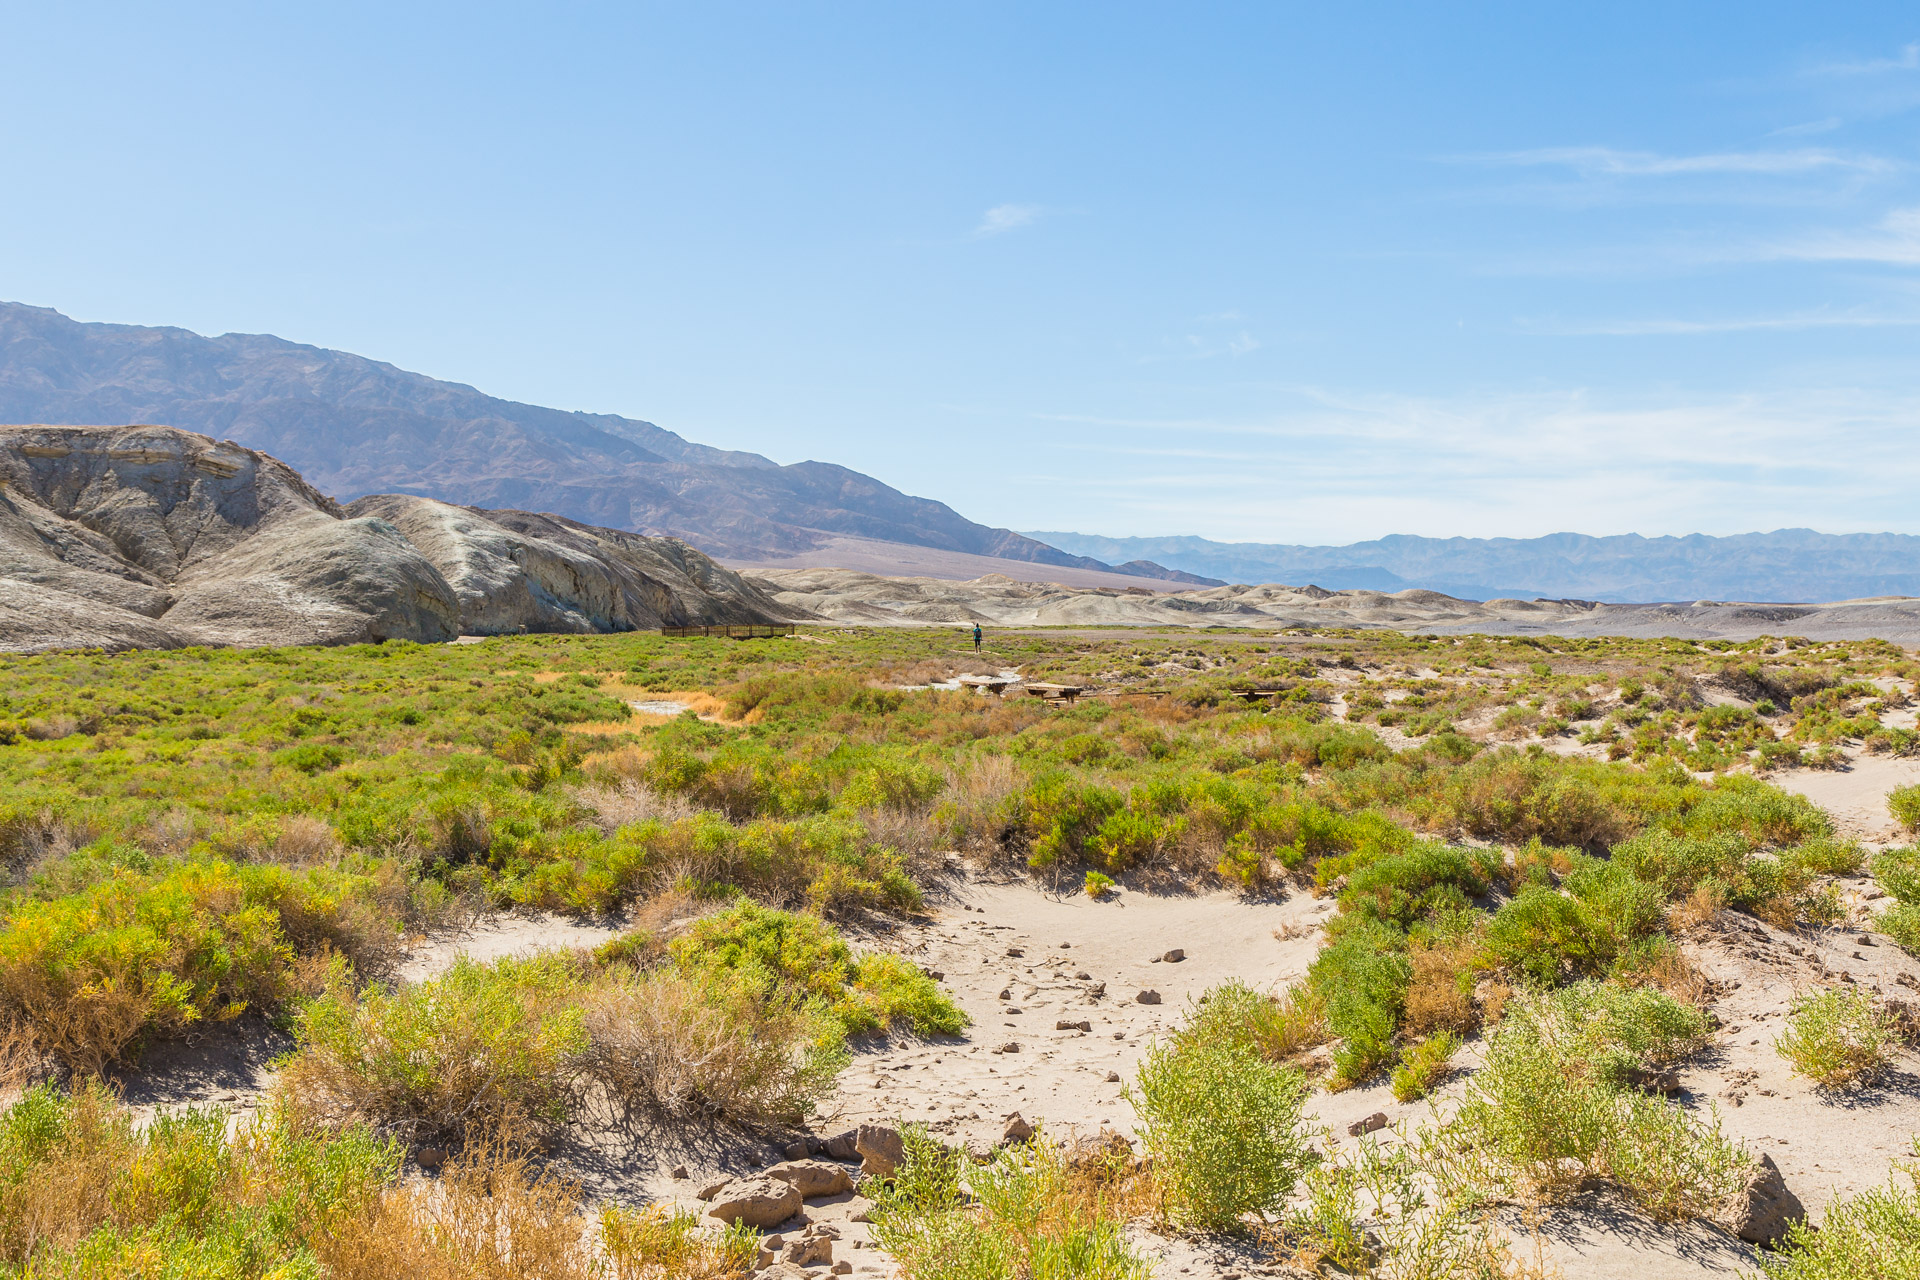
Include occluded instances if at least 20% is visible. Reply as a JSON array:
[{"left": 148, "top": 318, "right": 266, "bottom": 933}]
[
  {"left": 855, "top": 1124, "right": 906, "bottom": 1177},
  {"left": 1075, "top": 971, "right": 1091, "bottom": 980},
  {"left": 930, "top": 970, "right": 945, "bottom": 980},
  {"left": 1137, "top": 990, "right": 1162, "bottom": 1005},
  {"left": 765, "top": 1159, "right": 855, "bottom": 1199},
  {"left": 1088, "top": 981, "right": 1106, "bottom": 998},
  {"left": 1624, "top": 1067, "right": 1683, "bottom": 1097},
  {"left": 1055, "top": 1019, "right": 1092, "bottom": 1032},
  {"left": 1007, "top": 947, "right": 1025, "bottom": 957},
  {"left": 414, "top": 1146, "right": 446, "bottom": 1171},
  {"left": 706, "top": 1176, "right": 803, "bottom": 1229},
  {"left": 1112, "top": 1031, "right": 1125, "bottom": 1040},
  {"left": 785, "top": 1236, "right": 834, "bottom": 1267},
  {"left": 1105, "top": 1071, "right": 1121, "bottom": 1083},
  {"left": 1347, "top": 1112, "right": 1389, "bottom": 1137},
  {"left": 1162, "top": 949, "right": 1185, "bottom": 963},
  {"left": 696, "top": 1175, "right": 733, "bottom": 1200},
  {"left": 832, "top": 1264, "right": 852, "bottom": 1275},
  {"left": 823, "top": 1129, "right": 860, "bottom": 1161},
  {"left": 1733, "top": 1152, "right": 1807, "bottom": 1246},
  {"left": 998, "top": 987, "right": 1013, "bottom": 1001},
  {"left": 1059, "top": 941, "right": 1071, "bottom": 948},
  {"left": 1151, "top": 955, "right": 1162, "bottom": 963},
  {"left": 670, "top": 1164, "right": 689, "bottom": 1180},
  {"left": 1003, "top": 1112, "right": 1035, "bottom": 1143},
  {"left": 993, "top": 1041, "right": 1022, "bottom": 1054},
  {"left": 850, "top": 1208, "right": 874, "bottom": 1223},
  {"left": 786, "top": 1141, "right": 809, "bottom": 1161}
]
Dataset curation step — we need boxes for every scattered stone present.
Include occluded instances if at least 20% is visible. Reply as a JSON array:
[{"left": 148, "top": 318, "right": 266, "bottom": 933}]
[
  {"left": 765, "top": 1160, "right": 855, "bottom": 1198},
  {"left": 1137, "top": 990, "right": 1162, "bottom": 1005},
  {"left": 1059, "top": 941, "right": 1071, "bottom": 948},
  {"left": 1003, "top": 1113, "right": 1035, "bottom": 1143},
  {"left": 785, "top": 1141, "right": 808, "bottom": 1161},
  {"left": 1732, "top": 1152, "right": 1807, "bottom": 1246},
  {"left": 1007, "top": 947, "right": 1025, "bottom": 957},
  {"left": 1088, "top": 981, "right": 1106, "bottom": 998},
  {"left": 823, "top": 1130, "right": 860, "bottom": 1161},
  {"left": 1105, "top": 1071, "right": 1121, "bottom": 1083},
  {"left": 855, "top": 1124, "right": 906, "bottom": 1177},
  {"left": 696, "top": 1175, "right": 733, "bottom": 1200},
  {"left": 706, "top": 1176, "right": 802, "bottom": 1228},
  {"left": 1056, "top": 1019, "right": 1092, "bottom": 1032},
  {"left": 832, "top": 1263, "right": 853, "bottom": 1275},
  {"left": 1625, "top": 1067, "right": 1683, "bottom": 1097},
  {"left": 785, "top": 1236, "right": 834, "bottom": 1267},
  {"left": 993, "top": 1041, "right": 1022, "bottom": 1054},
  {"left": 670, "top": 1165, "right": 689, "bottom": 1180},
  {"left": 998, "top": 987, "right": 1013, "bottom": 1001},
  {"left": 930, "top": 970, "right": 945, "bottom": 980},
  {"left": 1075, "top": 971, "right": 1091, "bottom": 980},
  {"left": 1347, "top": 1112, "right": 1389, "bottom": 1137},
  {"left": 414, "top": 1146, "right": 446, "bottom": 1171},
  {"left": 1113, "top": 1031, "right": 1126, "bottom": 1040},
  {"left": 1162, "top": 949, "right": 1186, "bottom": 963}
]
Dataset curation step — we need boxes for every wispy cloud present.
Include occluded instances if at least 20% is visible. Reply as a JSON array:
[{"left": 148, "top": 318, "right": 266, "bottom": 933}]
[
  {"left": 1767, "top": 118, "right": 1843, "bottom": 138},
  {"left": 1007, "top": 385, "right": 1920, "bottom": 542},
  {"left": 1806, "top": 43, "right": 1920, "bottom": 78},
  {"left": 1767, "top": 205, "right": 1920, "bottom": 264},
  {"left": 973, "top": 203, "right": 1043, "bottom": 237},
  {"left": 1525, "top": 308, "right": 1920, "bottom": 336},
  {"left": 1455, "top": 145, "right": 1894, "bottom": 177}
]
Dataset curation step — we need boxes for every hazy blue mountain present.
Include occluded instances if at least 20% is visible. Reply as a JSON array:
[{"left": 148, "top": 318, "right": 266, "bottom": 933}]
[
  {"left": 0, "top": 302, "right": 1208, "bottom": 582},
  {"left": 1024, "top": 530, "right": 1920, "bottom": 603}
]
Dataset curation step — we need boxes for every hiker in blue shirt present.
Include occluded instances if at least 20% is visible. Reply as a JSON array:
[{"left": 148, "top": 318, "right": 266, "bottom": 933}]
[{"left": 972, "top": 623, "right": 982, "bottom": 653}]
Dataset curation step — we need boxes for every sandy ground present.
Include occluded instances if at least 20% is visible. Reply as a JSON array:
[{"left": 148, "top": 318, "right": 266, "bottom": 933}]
[
  {"left": 89, "top": 866, "right": 1920, "bottom": 1277},
  {"left": 1773, "top": 753, "right": 1920, "bottom": 844}
]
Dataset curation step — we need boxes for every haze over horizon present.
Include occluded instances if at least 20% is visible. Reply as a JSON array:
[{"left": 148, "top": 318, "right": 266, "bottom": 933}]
[{"left": 6, "top": 4, "right": 1920, "bottom": 546}]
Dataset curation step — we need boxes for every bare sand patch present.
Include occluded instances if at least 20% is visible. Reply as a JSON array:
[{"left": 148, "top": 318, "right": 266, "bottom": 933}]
[{"left": 1773, "top": 752, "right": 1920, "bottom": 843}]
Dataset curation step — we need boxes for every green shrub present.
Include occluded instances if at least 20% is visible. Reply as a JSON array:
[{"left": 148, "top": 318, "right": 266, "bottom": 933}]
[
  {"left": 1879, "top": 900, "right": 1920, "bottom": 955},
  {"left": 1307, "top": 922, "right": 1411, "bottom": 1083},
  {"left": 0, "top": 1082, "right": 397, "bottom": 1276},
  {"left": 277, "top": 953, "right": 588, "bottom": 1141},
  {"left": 600, "top": 1204, "right": 761, "bottom": 1280},
  {"left": 1175, "top": 980, "right": 1327, "bottom": 1064},
  {"left": 1083, "top": 870, "right": 1115, "bottom": 898},
  {"left": 579, "top": 965, "right": 848, "bottom": 1126},
  {"left": 871, "top": 1124, "right": 1151, "bottom": 1280},
  {"left": 1128, "top": 1010, "right": 1316, "bottom": 1231},
  {"left": 1775, "top": 987, "right": 1898, "bottom": 1090},
  {"left": 1889, "top": 784, "right": 1920, "bottom": 834},
  {"left": 1336, "top": 844, "right": 1494, "bottom": 932},
  {"left": 668, "top": 903, "right": 966, "bottom": 1037},
  {"left": 1391, "top": 1031, "right": 1460, "bottom": 1102},
  {"left": 1755, "top": 1156, "right": 1920, "bottom": 1279},
  {"left": 0, "top": 859, "right": 316, "bottom": 1078},
  {"left": 1436, "top": 985, "right": 1749, "bottom": 1220}
]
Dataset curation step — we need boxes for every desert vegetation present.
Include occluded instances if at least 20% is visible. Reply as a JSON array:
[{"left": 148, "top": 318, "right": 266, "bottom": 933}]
[{"left": 0, "top": 623, "right": 1916, "bottom": 1275}]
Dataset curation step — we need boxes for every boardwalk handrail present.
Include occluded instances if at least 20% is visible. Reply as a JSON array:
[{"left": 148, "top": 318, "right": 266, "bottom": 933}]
[{"left": 658, "top": 623, "right": 797, "bottom": 639}]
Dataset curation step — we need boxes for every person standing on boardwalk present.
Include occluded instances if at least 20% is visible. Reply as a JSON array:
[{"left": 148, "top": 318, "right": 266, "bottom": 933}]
[{"left": 972, "top": 623, "right": 982, "bottom": 653}]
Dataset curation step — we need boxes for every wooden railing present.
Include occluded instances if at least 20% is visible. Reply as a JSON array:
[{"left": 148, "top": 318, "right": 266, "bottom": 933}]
[{"left": 658, "top": 623, "right": 797, "bottom": 639}]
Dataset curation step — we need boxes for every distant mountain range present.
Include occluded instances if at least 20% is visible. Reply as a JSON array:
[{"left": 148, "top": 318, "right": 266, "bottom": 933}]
[
  {"left": 1025, "top": 530, "right": 1920, "bottom": 604},
  {"left": 0, "top": 303, "right": 1212, "bottom": 586}
]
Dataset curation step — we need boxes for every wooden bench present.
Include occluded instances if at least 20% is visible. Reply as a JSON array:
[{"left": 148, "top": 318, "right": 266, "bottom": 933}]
[
  {"left": 1024, "top": 682, "right": 1087, "bottom": 705},
  {"left": 955, "top": 676, "right": 1016, "bottom": 696}
]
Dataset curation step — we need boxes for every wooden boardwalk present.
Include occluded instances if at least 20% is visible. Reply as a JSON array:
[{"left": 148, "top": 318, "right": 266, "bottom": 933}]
[{"left": 658, "top": 623, "right": 797, "bottom": 639}]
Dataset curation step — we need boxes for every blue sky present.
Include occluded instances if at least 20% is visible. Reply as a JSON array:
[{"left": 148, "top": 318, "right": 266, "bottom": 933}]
[{"left": 6, "top": 4, "right": 1920, "bottom": 545}]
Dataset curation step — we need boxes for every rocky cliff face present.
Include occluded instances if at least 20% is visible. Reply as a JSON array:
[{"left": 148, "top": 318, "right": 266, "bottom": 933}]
[{"left": 0, "top": 425, "right": 797, "bottom": 653}]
